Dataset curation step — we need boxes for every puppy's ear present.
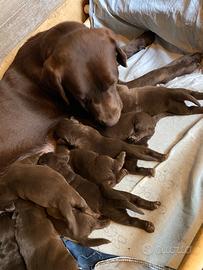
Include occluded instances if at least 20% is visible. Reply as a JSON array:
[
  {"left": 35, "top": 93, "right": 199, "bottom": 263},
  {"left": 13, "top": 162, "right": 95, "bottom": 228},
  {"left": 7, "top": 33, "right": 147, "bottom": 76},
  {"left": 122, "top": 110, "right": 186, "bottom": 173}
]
[
  {"left": 41, "top": 57, "right": 69, "bottom": 105},
  {"left": 115, "top": 45, "right": 127, "bottom": 67}
]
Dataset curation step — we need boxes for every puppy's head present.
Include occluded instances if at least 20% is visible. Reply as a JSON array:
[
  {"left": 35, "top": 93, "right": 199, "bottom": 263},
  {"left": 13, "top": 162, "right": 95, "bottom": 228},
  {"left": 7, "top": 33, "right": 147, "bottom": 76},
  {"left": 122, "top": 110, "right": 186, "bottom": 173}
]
[
  {"left": 41, "top": 27, "right": 127, "bottom": 126},
  {"left": 133, "top": 112, "right": 156, "bottom": 142},
  {"left": 38, "top": 150, "right": 70, "bottom": 171}
]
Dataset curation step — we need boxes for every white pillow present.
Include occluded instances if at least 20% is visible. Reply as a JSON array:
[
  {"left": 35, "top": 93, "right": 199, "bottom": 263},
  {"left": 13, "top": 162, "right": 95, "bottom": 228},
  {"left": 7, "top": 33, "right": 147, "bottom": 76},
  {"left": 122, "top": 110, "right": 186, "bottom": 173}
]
[{"left": 89, "top": 0, "right": 203, "bottom": 53}]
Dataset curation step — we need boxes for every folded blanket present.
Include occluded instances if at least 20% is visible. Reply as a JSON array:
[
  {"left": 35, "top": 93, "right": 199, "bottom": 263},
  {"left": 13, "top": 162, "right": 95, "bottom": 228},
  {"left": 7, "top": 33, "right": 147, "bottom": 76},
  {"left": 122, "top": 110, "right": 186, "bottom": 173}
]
[
  {"left": 89, "top": 1, "right": 203, "bottom": 268},
  {"left": 89, "top": 0, "right": 203, "bottom": 53}
]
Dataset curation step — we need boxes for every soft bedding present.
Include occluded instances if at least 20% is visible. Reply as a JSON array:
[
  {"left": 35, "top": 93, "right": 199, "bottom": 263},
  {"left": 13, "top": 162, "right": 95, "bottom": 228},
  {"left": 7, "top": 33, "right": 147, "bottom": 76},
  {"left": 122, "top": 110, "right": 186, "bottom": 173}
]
[
  {"left": 89, "top": 0, "right": 203, "bottom": 53},
  {"left": 89, "top": 1, "right": 203, "bottom": 269}
]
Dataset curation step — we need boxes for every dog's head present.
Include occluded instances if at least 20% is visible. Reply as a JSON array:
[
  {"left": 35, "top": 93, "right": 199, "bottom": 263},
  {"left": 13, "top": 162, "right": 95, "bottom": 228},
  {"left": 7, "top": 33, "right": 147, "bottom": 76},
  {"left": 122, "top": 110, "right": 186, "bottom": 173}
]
[{"left": 41, "top": 27, "right": 127, "bottom": 126}]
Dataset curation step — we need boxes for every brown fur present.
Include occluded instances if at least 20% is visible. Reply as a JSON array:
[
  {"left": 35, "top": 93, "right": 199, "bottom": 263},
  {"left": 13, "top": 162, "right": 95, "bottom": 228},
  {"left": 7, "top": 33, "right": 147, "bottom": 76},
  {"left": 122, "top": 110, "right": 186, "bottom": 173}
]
[
  {"left": 68, "top": 148, "right": 127, "bottom": 186},
  {"left": 38, "top": 147, "right": 161, "bottom": 233},
  {"left": 0, "top": 21, "right": 128, "bottom": 173},
  {"left": 0, "top": 212, "right": 26, "bottom": 270},
  {"left": 54, "top": 118, "right": 165, "bottom": 176},
  {"left": 118, "top": 84, "right": 203, "bottom": 116},
  {"left": 14, "top": 199, "right": 78, "bottom": 270},
  {"left": 0, "top": 162, "right": 100, "bottom": 240}
]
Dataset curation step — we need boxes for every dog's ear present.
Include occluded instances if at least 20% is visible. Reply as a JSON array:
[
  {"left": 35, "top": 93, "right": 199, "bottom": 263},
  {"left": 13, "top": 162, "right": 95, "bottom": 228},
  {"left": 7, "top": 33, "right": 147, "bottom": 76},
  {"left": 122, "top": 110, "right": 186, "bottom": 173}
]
[
  {"left": 102, "top": 28, "right": 127, "bottom": 67},
  {"left": 41, "top": 57, "right": 69, "bottom": 105}
]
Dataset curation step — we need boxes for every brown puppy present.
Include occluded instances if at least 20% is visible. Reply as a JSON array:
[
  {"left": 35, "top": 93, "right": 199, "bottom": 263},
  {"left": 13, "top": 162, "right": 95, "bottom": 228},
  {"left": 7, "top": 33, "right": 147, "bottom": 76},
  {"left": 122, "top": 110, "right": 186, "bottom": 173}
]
[
  {"left": 0, "top": 212, "right": 26, "bottom": 270},
  {"left": 54, "top": 118, "right": 164, "bottom": 176},
  {"left": 100, "top": 111, "right": 158, "bottom": 144},
  {"left": 14, "top": 199, "right": 78, "bottom": 270},
  {"left": 38, "top": 149, "right": 161, "bottom": 233},
  {"left": 118, "top": 85, "right": 203, "bottom": 116},
  {"left": 41, "top": 145, "right": 127, "bottom": 186},
  {"left": 0, "top": 162, "right": 96, "bottom": 238},
  {"left": 69, "top": 149, "right": 127, "bottom": 186}
]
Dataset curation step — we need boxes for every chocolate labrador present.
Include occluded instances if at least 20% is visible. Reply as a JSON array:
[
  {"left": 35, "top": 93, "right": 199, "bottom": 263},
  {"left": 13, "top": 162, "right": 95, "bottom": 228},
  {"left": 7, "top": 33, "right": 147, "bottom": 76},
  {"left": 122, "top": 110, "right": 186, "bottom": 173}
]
[
  {"left": 14, "top": 199, "right": 78, "bottom": 270},
  {"left": 0, "top": 212, "right": 26, "bottom": 270},
  {"left": 38, "top": 148, "right": 160, "bottom": 233},
  {"left": 1, "top": 20, "right": 201, "bottom": 173},
  {"left": 0, "top": 21, "right": 129, "bottom": 173},
  {"left": 55, "top": 146, "right": 127, "bottom": 186}
]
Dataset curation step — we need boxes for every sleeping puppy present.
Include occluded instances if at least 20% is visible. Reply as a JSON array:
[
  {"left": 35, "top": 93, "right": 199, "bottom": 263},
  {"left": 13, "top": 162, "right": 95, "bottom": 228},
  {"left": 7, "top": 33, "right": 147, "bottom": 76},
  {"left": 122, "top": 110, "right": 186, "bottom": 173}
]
[
  {"left": 0, "top": 162, "right": 97, "bottom": 237},
  {"left": 54, "top": 118, "right": 166, "bottom": 176},
  {"left": 39, "top": 145, "right": 127, "bottom": 186},
  {"left": 99, "top": 111, "right": 158, "bottom": 145},
  {"left": 0, "top": 212, "right": 26, "bottom": 270},
  {"left": 117, "top": 85, "right": 203, "bottom": 116},
  {"left": 14, "top": 199, "right": 78, "bottom": 270},
  {"left": 38, "top": 148, "right": 161, "bottom": 233},
  {"left": 62, "top": 147, "right": 127, "bottom": 186}
]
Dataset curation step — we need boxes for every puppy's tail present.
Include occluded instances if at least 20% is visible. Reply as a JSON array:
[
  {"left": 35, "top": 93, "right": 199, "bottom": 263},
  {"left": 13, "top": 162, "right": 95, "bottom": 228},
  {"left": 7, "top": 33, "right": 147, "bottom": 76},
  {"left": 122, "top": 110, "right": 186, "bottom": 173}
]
[
  {"left": 80, "top": 238, "right": 111, "bottom": 247},
  {"left": 100, "top": 184, "right": 144, "bottom": 215}
]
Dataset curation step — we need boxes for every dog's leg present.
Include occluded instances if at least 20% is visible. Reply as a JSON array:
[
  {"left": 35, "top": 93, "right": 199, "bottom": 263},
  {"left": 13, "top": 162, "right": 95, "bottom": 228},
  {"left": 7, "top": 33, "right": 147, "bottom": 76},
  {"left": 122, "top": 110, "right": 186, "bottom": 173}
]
[
  {"left": 118, "top": 191, "right": 161, "bottom": 210},
  {"left": 120, "top": 53, "right": 202, "bottom": 88},
  {"left": 124, "top": 160, "right": 155, "bottom": 176},
  {"left": 107, "top": 208, "right": 155, "bottom": 232},
  {"left": 169, "top": 102, "right": 203, "bottom": 115},
  {"left": 121, "top": 31, "right": 155, "bottom": 58},
  {"left": 121, "top": 142, "right": 167, "bottom": 162}
]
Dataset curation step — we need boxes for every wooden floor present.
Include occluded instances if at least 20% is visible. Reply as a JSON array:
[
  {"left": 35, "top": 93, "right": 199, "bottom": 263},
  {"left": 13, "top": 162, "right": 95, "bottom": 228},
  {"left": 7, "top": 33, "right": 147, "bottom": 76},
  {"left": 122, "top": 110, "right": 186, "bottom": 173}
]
[{"left": 0, "top": 0, "right": 64, "bottom": 63}]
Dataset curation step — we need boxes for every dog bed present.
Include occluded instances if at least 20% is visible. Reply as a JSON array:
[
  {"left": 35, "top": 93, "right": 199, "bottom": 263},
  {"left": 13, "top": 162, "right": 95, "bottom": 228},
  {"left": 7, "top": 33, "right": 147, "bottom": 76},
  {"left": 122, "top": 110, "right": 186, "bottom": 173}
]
[{"left": 88, "top": 1, "right": 203, "bottom": 269}]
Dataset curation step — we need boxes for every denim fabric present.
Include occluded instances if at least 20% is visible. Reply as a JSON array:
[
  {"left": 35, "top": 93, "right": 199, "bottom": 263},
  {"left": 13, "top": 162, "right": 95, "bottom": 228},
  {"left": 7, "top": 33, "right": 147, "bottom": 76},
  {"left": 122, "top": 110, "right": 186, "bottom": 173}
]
[{"left": 62, "top": 239, "right": 117, "bottom": 270}]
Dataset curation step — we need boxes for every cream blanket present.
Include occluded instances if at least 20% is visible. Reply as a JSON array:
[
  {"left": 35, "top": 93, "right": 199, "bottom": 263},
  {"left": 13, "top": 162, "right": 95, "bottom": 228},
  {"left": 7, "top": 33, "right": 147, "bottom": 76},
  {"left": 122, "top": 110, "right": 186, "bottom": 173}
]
[{"left": 90, "top": 37, "right": 203, "bottom": 270}]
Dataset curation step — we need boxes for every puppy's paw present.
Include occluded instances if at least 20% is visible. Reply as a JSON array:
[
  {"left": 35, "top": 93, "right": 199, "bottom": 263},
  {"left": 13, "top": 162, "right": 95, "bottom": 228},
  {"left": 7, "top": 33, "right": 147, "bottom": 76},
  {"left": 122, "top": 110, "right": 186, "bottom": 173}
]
[
  {"left": 149, "top": 201, "right": 161, "bottom": 210},
  {"left": 181, "top": 53, "right": 202, "bottom": 67},
  {"left": 144, "top": 221, "right": 155, "bottom": 233},
  {"left": 148, "top": 168, "right": 155, "bottom": 177}
]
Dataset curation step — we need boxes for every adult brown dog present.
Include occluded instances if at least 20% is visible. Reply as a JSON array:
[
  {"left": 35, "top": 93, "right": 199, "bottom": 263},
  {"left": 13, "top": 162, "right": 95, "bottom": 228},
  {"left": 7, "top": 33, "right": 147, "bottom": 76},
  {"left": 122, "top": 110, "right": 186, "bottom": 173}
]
[
  {"left": 0, "top": 21, "right": 128, "bottom": 173},
  {"left": 0, "top": 21, "right": 202, "bottom": 174}
]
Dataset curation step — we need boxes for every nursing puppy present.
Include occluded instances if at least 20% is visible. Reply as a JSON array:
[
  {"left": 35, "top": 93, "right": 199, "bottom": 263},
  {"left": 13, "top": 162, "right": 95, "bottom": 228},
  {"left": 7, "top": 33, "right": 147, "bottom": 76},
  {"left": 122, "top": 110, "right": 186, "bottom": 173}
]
[
  {"left": 54, "top": 118, "right": 166, "bottom": 176},
  {"left": 38, "top": 148, "right": 161, "bottom": 233},
  {"left": 0, "top": 162, "right": 96, "bottom": 237},
  {"left": 117, "top": 85, "right": 203, "bottom": 116},
  {"left": 99, "top": 111, "right": 159, "bottom": 145},
  {"left": 14, "top": 199, "right": 78, "bottom": 270},
  {"left": 67, "top": 148, "right": 127, "bottom": 186},
  {"left": 40, "top": 145, "right": 127, "bottom": 186},
  {"left": 0, "top": 212, "right": 26, "bottom": 270}
]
